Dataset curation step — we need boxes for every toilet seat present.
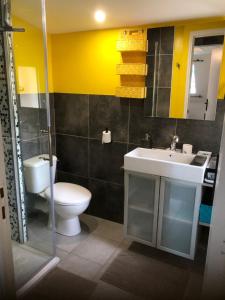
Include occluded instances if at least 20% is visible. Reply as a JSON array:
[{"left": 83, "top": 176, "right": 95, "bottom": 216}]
[{"left": 45, "top": 182, "right": 91, "bottom": 206}]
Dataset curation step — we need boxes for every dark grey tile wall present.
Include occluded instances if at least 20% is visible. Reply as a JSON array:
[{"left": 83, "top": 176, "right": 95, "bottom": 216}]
[
  {"left": 54, "top": 93, "right": 225, "bottom": 224},
  {"left": 146, "top": 27, "right": 174, "bottom": 117},
  {"left": 57, "top": 134, "right": 88, "bottom": 177},
  {"left": 89, "top": 95, "right": 129, "bottom": 142},
  {"left": 54, "top": 93, "right": 89, "bottom": 136},
  {"left": 18, "top": 93, "right": 56, "bottom": 161}
]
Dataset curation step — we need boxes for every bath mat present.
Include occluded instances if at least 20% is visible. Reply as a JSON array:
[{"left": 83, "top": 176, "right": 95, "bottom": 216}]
[{"left": 101, "top": 242, "right": 190, "bottom": 300}]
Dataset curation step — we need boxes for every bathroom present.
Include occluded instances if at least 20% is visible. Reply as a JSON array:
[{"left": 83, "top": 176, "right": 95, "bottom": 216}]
[{"left": 1, "top": 0, "right": 225, "bottom": 299}]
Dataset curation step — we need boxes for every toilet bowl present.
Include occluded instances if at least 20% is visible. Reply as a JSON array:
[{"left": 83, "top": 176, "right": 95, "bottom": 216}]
[
  {"left": 45, "top": 182, "right": 91, "bottom": 236},
  {"left": 23, "top": 155, "right": 92, "bottom": 236}
]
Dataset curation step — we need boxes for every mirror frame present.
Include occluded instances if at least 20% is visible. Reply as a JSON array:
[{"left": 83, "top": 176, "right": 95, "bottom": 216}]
[{"left": 184, "top": 28, "right": 225, "bottom": 119}]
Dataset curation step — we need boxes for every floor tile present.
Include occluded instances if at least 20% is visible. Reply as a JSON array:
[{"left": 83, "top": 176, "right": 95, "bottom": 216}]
[
  {"left": 80, "top": 213, "right": 104, "bottom": 231},
  {"left": 183, "top": 272, "right": 203, "bottom": 300},
  {"left": 22, "top": 267, "right": 97, "bottom": 300},
  {"left": 58, "top": 253, "right": 103, "bottom": 280},
  {"left": 72, "top": 234, "right": 120, "bottom": 265},
  {"left": 90, "top": 281, "right": 143, "bottom": 300},
  {"left": 101, "top": 243, "right": 190, "bottom": 300},
  {"left": 55, "top": 222, "right": 91, "bottom": 253},
  {"left": 93, "top": 219, "right": 124, "bottom": 243},
  {"left": 55, "top": 247, "right": 68, "bottom": 260},
  {"left": 12, "top": 242, "right": 50, "bottom": 289}
]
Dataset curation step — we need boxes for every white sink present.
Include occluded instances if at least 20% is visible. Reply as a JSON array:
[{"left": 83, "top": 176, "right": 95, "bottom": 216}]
[{"left": 124, "top": 148, "right": 211, "bottom": 183}]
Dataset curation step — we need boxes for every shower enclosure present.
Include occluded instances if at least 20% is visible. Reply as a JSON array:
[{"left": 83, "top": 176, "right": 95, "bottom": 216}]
[{"left": 0, "top": 0, "right": 57, "bottom": 295}]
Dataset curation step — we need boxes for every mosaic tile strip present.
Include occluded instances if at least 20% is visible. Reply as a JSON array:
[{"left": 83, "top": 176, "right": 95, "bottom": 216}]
[
  {"left": 0, "top": 0, "right": 27, "bottom": 242},
  {"left": 0, "top": 32, "right": 20, "bottom": 241},
  {"left": 5, "top": 30, "right": 27, "bottom": 242}
]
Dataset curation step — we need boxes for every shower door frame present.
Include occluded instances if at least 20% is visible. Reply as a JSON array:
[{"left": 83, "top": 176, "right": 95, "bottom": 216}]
[
  {"left": 0, "top": 0, "right": 57, "bottom": 297},
  {"left": 0, "top": 123, "right": 16, "bottom": 299},
  {"left": 4, "top": 0, "right": 56, "bottom": 246}
]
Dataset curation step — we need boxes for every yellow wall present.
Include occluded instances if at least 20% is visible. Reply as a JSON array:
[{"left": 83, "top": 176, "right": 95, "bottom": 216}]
[
  {"left": 170, "top": 20, "right": 225, "bottom": 118},
  {"left": 51, "top": 29, "right": 121, "bottom": 95},
  {"left": 13, "top": 16, "right": 54, "bottom": 94}
]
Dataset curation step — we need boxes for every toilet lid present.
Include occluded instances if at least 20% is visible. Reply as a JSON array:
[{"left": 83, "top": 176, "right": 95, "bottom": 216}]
[{"left": 45, "top": 182, "right": 91, "bottom": 206}]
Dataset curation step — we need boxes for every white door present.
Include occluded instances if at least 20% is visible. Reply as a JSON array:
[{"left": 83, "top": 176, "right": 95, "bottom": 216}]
[
  {"left": 203, "top": 117, "right": 225, "bottom": 298},
  {"left": 0, "top": 123, "right": 16, "bottom": 299},
  {"left": 157, "top": 177, "right": 201, "bottom": 259},
  {"left": 124, "top": 171, "right": 160, "bottom": 246},
  {"left": 188, "top": 54, "right": 211, "bottom": 120}
]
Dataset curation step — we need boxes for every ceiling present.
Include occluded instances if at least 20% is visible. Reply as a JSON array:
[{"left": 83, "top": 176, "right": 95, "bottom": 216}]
[{"left": 12, "top": 0, "right": 225, "bottom": 34}]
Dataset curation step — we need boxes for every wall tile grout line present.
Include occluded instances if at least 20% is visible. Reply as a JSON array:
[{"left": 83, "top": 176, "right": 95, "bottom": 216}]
[
  {"left": 126, "top": 98, "right": 131, "bottom": 152},
  {"left": 56, "top": 132, "right": 89, "bottom": 139},
  {"left": 147, "top": 53, "right": 173, "bottom": 57},
  {"left": 57, "top": 169, "right": 124, "bottom": 187},
  {"left": 87, "top": 94, "right": 90, "bottom": 179},
  {"left": 175, "top": 119, "right": 178, "bottom": 135},
  {"left": 55, "top": 132, "right": 128, "bottom": 145}
]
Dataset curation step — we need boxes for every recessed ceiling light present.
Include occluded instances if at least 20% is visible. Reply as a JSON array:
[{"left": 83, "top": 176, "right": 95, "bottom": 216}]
[{"left": 94, "top": 10, "right": 106, "bottom": 23}]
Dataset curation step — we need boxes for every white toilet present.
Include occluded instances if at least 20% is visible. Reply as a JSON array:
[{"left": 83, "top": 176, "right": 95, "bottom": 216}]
[{"left": 23, "top": 154, "right": 92, "bottom": 236}]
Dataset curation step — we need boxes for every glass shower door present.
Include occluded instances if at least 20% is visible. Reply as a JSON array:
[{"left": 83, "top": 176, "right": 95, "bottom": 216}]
[{"left": 8, "top": 0, "right": 55, "bottom": 290}]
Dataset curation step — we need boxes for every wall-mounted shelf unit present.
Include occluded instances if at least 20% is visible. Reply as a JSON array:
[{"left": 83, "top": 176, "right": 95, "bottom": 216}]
[
  {"left": 116, "top": 86, "right": 147, "bottom": 99},
  {"left": 115, "top": 29, "right": 148, "bottom": 99},
  {"left": 116, "top": 63, "right": 148, "bottom": 76}
]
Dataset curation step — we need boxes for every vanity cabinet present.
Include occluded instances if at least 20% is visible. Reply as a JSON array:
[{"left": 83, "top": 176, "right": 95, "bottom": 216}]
[
  {"left": 124, "top": 171, "right": 202, "bottom": 259},
  {"left": 125, "top": 172, "right": 160, "bottom": 246}
]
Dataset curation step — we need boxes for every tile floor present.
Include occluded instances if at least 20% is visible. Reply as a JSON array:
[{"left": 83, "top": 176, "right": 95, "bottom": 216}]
[
  {"left": 12, "top": 242, "right": 50, "bottom": 289},
  {"left": 20, "top": 213, "right": 208, "bottom": 300}
]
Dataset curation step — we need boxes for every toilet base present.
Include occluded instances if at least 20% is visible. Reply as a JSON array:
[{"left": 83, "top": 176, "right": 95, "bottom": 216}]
[{"left": 56, "top": 215, "right": 81, "bottom": 236}]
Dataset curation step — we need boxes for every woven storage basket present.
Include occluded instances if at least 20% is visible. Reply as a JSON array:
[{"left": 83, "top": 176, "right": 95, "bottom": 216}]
[
  {"left": 116, "top": 64, "right": 148, "bottom": 75},
  {"left": 115, "top": 87, "right": 147, "bottom": 98},
  {"left": 116, "top": 40, "right": 148, "bottom": 52},
  {"left": 119, "top": 29, "right": 146, "bottom": 40}
]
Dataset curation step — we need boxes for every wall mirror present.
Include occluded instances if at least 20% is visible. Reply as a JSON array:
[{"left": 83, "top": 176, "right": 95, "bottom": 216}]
[
  {"left": 144, "top": 27, "right": 225, "bottom": 120},
  {"left": 185, "top": 30, "right": 224, "bottom": 120}
]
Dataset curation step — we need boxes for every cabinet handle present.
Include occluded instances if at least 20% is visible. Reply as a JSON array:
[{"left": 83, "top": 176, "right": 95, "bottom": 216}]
[
  {"left": 1, "top": 206, "right": 6, "bottom": 219},
  {"left": 0, "top": 187, "right": 4, "bottom": 198}
]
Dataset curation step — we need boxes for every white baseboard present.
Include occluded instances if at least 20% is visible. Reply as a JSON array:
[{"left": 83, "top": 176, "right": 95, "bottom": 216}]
[{"left": 17, "top": 256, "right": 60, "bottom": 298}]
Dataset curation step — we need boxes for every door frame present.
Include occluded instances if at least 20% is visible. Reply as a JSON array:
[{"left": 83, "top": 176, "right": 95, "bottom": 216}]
[
  {"left": 203, "top": 113, "right": 225, "bottom": 298},
  {"left": 184, "top": 28, "right": 225, "bottom": 119},
  {"left": 157, "top": 177, "right": 202, "bottom": 259},
  {"left": 0, "top": 122, "right": 16, "bottom": 299}
]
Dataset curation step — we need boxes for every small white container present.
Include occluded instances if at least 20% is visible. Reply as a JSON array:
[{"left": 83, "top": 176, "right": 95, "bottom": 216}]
[{"left": 182, "top": 144, "right": 193, "bottom": 154}]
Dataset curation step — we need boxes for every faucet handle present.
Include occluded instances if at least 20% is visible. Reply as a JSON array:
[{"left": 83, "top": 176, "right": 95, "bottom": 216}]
[
  {"left": 172, "top": 135, "right": 179, "bottom": 143},
  {"left": 145, "top": 133, "right": 151, "bottom": 141},
  {"left": 141, "top": 133, "right": 152, "bottom": 148}
]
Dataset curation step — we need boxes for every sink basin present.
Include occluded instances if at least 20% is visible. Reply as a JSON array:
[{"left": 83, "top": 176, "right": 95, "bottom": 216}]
[{"left": 124, "top": 148, "right": 211, "bottom": 183}]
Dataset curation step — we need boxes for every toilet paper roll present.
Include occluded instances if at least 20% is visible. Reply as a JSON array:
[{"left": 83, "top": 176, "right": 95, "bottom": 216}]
[
  {"left": 183, "top": 144, "right": 193, "bottom": 154},
  {"left": 102, "top": 130, "right": 111, "bottom": 144}
]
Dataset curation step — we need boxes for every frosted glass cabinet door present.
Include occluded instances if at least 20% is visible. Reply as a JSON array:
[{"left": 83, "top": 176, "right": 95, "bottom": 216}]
[
  {"left": 157, "top": 177, "right": 201, "bottom": 259},
  {"left": 125, "top": 172, "right": 160, "bottom": 246}
]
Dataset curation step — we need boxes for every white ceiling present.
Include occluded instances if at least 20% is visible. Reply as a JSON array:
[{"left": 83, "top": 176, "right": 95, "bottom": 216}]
[{"left": 12, "top": 0, "right": 225, "bottom": 34}]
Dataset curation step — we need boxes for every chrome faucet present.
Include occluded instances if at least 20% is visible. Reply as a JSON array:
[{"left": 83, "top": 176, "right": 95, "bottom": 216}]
[
  {"left": 170, "top": 135, "right": 179, "bottom": 151},
  {"left": 142, "top": 133, "right": 153, "bottom": 148}
]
